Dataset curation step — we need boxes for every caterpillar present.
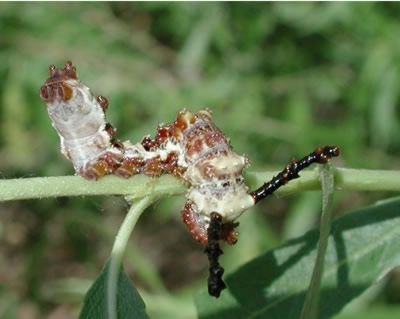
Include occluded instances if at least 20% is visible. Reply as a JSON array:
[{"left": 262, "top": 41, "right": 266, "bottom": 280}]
[{"left": 40, "top": 61, "right": 340, "bottom": 297}]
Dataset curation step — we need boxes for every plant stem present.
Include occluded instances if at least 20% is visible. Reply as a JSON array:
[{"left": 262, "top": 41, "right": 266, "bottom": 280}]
[
  {"left": 107, "top": 196, "right": 156, "bottom": 319},
  {"left": 247, "top": 167, "right": 400, "bottom": 194},
  {"left": 1, "top": 168, "right": 400, "bottom": 202},
  {"left": 300, "top": 164, "right": 335, "bottom": 319},
  {"left": 0, "top": 174, "right": 185, "bottom": 201}
]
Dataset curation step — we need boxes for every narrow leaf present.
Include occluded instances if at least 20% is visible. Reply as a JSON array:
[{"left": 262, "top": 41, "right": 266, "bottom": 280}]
[
  {"left": 79, "top": 261, "right": 148, "bottom": 319},
  {"left": 196, "top": 197, "right": 400, "bottom": 319}
]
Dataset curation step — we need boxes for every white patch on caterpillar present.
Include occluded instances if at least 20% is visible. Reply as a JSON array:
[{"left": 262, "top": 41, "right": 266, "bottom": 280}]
[
  {"left": 184, "top": 153, "right": 254, "bottom": 221},
  {"left": 187, "top": 186, "right": 254, "bottom": 221},
  {"left": 123, "top": 141, "right": 152, "bottom": 159},
  {"left": 160, "top": 139, "right": 187, "bottom": 167},
  {"left": 45, "top": 79, "right": 121, "bottom": 173}
]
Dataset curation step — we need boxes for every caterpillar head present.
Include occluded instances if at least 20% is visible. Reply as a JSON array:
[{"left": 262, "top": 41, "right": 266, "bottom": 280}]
[{"left": 40, "top": 61, "right": 78, "bottom": 103}]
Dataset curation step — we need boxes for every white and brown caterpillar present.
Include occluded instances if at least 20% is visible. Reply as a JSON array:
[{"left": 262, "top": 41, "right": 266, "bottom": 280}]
[
  {"left": 39, "top": 62, "right": 253, "bottom": 246},
  {"left": 40, "top": 61, "right": 340, "bottom": 297}
]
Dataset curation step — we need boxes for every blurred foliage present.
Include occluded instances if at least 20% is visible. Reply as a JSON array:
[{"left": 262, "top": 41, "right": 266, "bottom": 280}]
[{"left": 0, "top": 2, "right": 400, "bottom": 318}]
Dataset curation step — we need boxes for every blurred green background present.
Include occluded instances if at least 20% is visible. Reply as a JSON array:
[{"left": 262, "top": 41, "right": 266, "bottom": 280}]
[{"left": 1, "top": 2, "right": 400, "bottom": 318}]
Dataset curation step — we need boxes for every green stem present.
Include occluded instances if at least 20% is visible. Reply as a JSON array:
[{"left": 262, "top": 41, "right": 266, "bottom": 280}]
[
  {"left": 107, "top": 196, "right": 156, "bottom": 319},
  {"left": 247, "top": 167, "right": 400, "bottom": 194},
  {"left": 1, "top": 168, "right": 400, "bottom": 202},
  {"left": 0, "top": 174, "right": 185, "bottom": 201},
  {"left": 300, "top": 164, "right": 335, "bottom": 319}
]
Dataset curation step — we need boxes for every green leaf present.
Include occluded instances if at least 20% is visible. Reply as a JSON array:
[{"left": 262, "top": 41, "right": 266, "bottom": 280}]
[
  {"left": 79, "top": 261, "right": 148, "bottom": 319},
  {"left": 196, "top": 196, "right": 400, "bottom": 319},
  {"left": 334, "top": 305, "right": 400, "bottom": 319}
]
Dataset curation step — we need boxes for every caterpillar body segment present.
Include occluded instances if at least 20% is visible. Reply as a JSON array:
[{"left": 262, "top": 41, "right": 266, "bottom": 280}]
[
  {"left": 137, "top": 109, "right": 254, "bottom": 245},
  {"left": 40, "top": 61, "right": 123, "bottom": 179}
]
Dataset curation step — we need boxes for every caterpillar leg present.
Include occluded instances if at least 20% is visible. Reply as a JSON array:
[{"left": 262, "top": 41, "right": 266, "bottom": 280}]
[{"left": 250, "top": 146, "right": 340, "bottom": 203}]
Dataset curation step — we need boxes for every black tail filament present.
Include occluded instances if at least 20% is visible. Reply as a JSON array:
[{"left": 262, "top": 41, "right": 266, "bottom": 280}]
[
  {"left": 251, "top": 145, "right": 340, "bottom": 204},
  {"left": 205, "top": 212, "right": 226, "bottom": 298}
]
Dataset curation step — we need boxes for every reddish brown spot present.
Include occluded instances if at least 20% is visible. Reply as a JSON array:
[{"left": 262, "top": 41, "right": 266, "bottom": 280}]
[
  {"left": 39, "top": 85, "right": 50, "bottom": 101},
  {"left": 97, "top": 95, "right": 109, "bottom": 112},
  {"left": 114, "top": 157, "right": 144, "bottom": 177},
  {"left": 80, "top": 151, "right": 124, "bottom": 179},
  {"left": 171, "top": 165, "right": 187, "bottom": 179},
  {"left": 157, "top": 126, "right": 170, "bottom": 138},
  {"left": 204, "top": 131, "right": 227, "bottom": 148},
  {"left": 170, "top": 126, "right": 182, "bottom": 139},
  {"left": 192, "top": 161, "right": 214, "bottom": 179},
  {"left": 331, "top": 146, "right": 340, "bottom": 156},
  {"left": 82, "top": 161, "right": 108, "bottom": 180},
  {"left": 186, "top": 137, "right": 204, "bottom": 157},
  {"left": 143, "top": 157, "right": 163, "bottom": 177},
  {"left": 181, "top": 201, "right": 208, "bottom": 245},
  {"left": 141, "top": 136, "right": 158, "bottom": 151},
  {"left": 161, "top": 152, "right": 178, "bottom": 173},
  {"left": 40, "top": 82, "right": 73, "bottom": 103},
  {"left": 175, "top": 119, "right": 186, "bottom": 131},
  {"left": 175, "top": 111, "right": 193, "bottom": 131},
  {"left": 105, "top": 123, "right": 116, "bottom": 137},
  {"left": 188, "top": 112, "right": 196, "bottom": 124},
  {"left": 61, "top": 82, "right": 73, "bottom": 101},
  {"left": 112, "top": 139, "right": 124, "bottom": 149},
  {"left": 155, "top": 126, "right": 171, "bottom": 145},
  {"left": 220, "top": 222, "right": 240, "bottom": 245},
  {"left": 102, "top": 152, "right": 123, "bottom": 171}
]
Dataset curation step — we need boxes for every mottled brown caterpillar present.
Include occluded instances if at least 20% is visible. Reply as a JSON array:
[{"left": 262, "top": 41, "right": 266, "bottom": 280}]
[{"left": 40, "top": 62, "right": 340, "bottom": 298}]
